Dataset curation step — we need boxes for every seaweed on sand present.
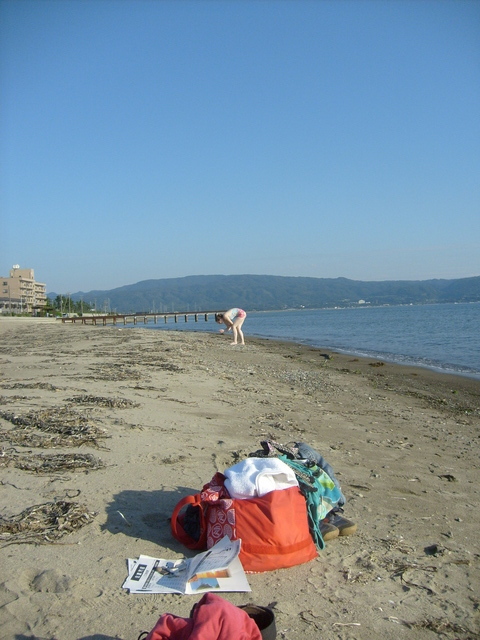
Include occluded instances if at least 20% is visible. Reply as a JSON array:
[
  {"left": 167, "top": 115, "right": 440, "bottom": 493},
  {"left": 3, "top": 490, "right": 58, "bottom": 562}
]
[
  {"left": 0, "top": 407, "right": 109, "bottom": 449},
  {"left": 67, "top": 395, "right": 140, "bottom": 408},
  {"left": 0, "top": 452, "right": 105, "bottom": 473},
  {"left": 0, "top": 501, "right": 96, "bottom": 545}
]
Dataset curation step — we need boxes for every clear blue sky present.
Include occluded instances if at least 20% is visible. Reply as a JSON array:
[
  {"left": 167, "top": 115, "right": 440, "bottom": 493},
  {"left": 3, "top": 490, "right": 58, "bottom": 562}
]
[{"left": 1, "top": 0, "right": 479, "bottom": 294}]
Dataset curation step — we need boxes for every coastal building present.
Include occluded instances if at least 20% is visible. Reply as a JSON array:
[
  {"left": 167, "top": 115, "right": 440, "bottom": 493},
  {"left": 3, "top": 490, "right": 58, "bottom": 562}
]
[{"left": 0, "top": 265, "right": 47, "bottom": 315}]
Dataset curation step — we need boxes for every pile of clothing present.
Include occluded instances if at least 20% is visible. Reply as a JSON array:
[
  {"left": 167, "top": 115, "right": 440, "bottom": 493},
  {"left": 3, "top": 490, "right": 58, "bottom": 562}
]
[
  {"left": 140, "top": 593, "right": 275, "bottom": 640},
  {"left": 248, "top": 440, "right": 357, "bottom": 542},
  {"left": 172, "top": 439, "right": 357, "bottom": 573}
]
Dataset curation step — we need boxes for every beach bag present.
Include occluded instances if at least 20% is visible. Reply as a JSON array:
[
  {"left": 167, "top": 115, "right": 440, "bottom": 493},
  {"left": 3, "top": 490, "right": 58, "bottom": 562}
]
[
  {"left": 171, "top": 472, "right": 317, "bottom": 573},
  {"left": 278, "top": 455, "right": 343, "bottom": 550}
]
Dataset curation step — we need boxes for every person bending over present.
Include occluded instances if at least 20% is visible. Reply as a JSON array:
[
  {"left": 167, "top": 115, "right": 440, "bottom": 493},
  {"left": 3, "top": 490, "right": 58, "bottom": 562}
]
[{"left": 215, "top": 308, "right": 247, "bottom": 345}]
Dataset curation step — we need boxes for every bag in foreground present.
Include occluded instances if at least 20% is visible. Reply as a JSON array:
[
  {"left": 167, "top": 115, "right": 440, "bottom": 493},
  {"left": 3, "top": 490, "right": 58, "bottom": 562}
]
[{"left": 171, "top": 470, "right": 317, "bottom": 573}]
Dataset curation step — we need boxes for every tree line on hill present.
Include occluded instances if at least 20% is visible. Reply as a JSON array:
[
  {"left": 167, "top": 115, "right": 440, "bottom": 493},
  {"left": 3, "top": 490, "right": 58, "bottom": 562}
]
[{"left": 47, "top": 274, "right": 480, "bottom": 315}]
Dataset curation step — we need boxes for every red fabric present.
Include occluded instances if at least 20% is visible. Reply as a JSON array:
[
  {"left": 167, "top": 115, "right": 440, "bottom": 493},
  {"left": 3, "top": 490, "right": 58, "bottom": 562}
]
[
  {"left": 235, "top": 486, "right": 317, "bottom": 572},
  {"left": 170, "top": 473, "right": 230, "bottom": 551},
  {"left": 145, "top": 593, "right": 262, "bottom": 640},
  {"left": 171, "top": 478, "right": 317, "bottom": 573},
  {"left": 170, "top": 492, "right": 207, "bottom": 550},
  {"left": 200, "top": 472, "right": 237, "bottom": 546}
]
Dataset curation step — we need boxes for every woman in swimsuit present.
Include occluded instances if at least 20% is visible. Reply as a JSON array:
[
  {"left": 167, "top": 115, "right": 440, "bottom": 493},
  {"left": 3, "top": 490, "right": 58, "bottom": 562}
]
[{"left": 215, "top": 308, "right": 247, "bottom": 345}]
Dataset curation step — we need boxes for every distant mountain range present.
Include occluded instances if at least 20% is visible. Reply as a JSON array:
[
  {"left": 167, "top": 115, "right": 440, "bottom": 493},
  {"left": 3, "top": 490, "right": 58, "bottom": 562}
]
[{"left": 48, "top": 274, "right": 480, "bottom": 313}]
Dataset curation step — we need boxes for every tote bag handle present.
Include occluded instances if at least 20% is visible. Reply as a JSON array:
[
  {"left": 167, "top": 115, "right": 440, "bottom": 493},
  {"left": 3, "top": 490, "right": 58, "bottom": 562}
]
[{"left": 171, "top": 494, "right": 207, "bottom": 550}]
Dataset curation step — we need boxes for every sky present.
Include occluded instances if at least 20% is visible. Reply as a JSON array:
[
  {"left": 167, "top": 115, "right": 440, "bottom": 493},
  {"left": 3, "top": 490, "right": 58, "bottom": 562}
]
[{"left": 1, "top": 0, "right": 479, "bottom": 294}]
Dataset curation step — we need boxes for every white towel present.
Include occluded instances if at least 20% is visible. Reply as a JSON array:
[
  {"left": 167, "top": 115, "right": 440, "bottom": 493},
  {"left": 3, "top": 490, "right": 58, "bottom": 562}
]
[{"left": 224, "top": 457, "right": 299, "bottom": 499}]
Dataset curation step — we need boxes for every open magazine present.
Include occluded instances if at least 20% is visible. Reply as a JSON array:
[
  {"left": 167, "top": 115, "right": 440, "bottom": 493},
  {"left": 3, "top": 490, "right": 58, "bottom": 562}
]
[{"left": 122, "top": 536, "right": 251, "bottom": 595}]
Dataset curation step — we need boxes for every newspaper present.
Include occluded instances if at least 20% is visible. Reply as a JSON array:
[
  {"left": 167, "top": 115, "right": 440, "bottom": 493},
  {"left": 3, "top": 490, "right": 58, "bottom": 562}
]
[{"left": 122, "top": 536, "right": 251, "bottom": 595}]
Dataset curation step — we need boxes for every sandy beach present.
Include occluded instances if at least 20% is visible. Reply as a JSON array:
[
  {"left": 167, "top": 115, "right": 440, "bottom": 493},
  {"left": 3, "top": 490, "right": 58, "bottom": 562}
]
[{"left": 0, "top": 317, "right": 479, "bottom": 640}]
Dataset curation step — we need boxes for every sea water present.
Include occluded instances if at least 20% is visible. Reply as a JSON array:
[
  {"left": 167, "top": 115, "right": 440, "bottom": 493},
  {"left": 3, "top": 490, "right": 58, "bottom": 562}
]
[{"left": 133, "top": 302, "right": 480, "bottom": 380}]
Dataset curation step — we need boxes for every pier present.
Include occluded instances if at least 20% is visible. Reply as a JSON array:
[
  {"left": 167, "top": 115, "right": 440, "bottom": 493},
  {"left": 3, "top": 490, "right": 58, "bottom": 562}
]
[{"left": 60, "top": 311, "right": 218, "bottom": 326}]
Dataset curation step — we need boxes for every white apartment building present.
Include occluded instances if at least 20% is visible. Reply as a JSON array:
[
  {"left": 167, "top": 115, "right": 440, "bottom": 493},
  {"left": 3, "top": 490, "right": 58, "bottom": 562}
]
[{"left": 0, "top": 266, "right": 47, "bottom": 314}]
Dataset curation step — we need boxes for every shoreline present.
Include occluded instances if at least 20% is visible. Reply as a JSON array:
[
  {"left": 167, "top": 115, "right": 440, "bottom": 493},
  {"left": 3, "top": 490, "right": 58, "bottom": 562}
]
[
  {"left": 249, "top": 335, "right": 480, "bottom": 382},
  {"left": 3, "top": 315, "right": 479, "bottom": 382},
  {"left": 0, "top": 320, "right": 479, "bottom": 639},
  {"left": 133, "top": 322, "right": 480, "bottom": 382}
]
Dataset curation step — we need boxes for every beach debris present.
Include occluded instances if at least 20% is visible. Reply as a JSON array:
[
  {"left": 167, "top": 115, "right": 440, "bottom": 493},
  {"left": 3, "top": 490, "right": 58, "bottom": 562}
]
[
  {"left": 0, "top": 501, "right": 96, "bottom": 545},
  {"left": 0, "top": 395, "right": 33, "bottom": 405},
  {"left": 438, "top": 473, "right": 456, "bottom": 482},
  {"left": 388, "top": 616, "right": 470, "bottom": 635},
  {"left": 0, "top": 407, "right": 109, "bottom": 449},
  {"left": 349, "top": 483, "right": 372, "bottom": 491},
  {"left": 117, "top": 510, "right": 132, "bottom": 526},
  {"left": 0, "top": 428, "right": 107, "bottom": 449},
  {"left": 390, "top": 561, "right": 437, "bottom": 595},
  {"left": 342, "top": 567, "right": 370, "bottom": 585},
  {"left": 424, "top": 544, "right": 444, "bottom": 556},
  {"left": 0, "top": 407, "right": 89, "bottom": 431},
  {"left": 0, "top": 452, "right": 105, "bottom": 473},
  {"left": 154, "top": 363, "right": 184, "bottom": 372},
  {"left": 67, "top": 394, "right": 140, "bottom": 408},
  {"left": 403, "top": 389, "right": 479, "bottom": 416},
  {"left": 0, "top": 382, "right": 61, "bottom": 391},
  {"left": 85, "top": 363, "right": 144, "bottom": 381},
  {"left": 273, "top": 369, "right": 335, "bottom": 396},
  {"left": 131, "top": 384, "right": 161, "bottom": 391}
]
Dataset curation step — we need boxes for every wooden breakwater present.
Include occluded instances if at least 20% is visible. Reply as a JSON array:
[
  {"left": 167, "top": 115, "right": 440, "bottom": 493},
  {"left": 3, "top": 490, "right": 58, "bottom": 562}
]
[{"left": 60, "top": 312, "right": 219, "bottom": 326}]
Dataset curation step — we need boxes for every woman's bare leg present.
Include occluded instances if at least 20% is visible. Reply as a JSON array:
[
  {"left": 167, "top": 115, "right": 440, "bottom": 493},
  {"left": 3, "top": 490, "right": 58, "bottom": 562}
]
[{"left": 231, "top": 317, "right": 245, "bottom": 345}]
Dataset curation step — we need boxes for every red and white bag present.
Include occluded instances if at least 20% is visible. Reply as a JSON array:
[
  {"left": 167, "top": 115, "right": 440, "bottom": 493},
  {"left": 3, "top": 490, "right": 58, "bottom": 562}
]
[{"left": 171, "top": 472, "right": 317, "bottom": 573}]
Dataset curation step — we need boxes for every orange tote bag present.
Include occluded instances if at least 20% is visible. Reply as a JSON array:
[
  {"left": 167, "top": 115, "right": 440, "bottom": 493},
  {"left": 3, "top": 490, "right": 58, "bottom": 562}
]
[{"left": 171, "top": 476, "right": 317, "bottom": 573}]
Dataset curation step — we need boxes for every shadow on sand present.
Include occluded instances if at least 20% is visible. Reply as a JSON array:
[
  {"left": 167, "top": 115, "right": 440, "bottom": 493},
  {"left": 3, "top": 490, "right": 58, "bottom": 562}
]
[{"left": 102, "top": 486, "right": 197, "bottom": 552}]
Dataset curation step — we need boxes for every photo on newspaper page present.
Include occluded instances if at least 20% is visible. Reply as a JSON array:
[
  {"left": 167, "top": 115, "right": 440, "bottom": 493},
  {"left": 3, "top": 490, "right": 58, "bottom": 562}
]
[{"left": 123, "top": 536, "right": 251, "bottom": 595}]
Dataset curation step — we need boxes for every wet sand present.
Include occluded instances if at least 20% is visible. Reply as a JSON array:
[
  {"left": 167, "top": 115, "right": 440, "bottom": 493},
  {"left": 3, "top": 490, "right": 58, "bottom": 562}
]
[{"left": 0, "top": 317, "right": 479, "bottom": 639}]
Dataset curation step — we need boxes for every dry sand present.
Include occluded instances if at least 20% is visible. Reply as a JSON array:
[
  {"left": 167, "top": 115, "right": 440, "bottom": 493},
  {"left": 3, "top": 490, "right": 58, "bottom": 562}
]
[{"left": 0, "top": 317, "right": 479, "bottom": 640}]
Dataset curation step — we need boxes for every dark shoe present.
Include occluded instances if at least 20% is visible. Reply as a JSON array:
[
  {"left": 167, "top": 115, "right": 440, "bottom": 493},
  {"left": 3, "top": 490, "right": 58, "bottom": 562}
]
[
  {"left": 240, "top": 604, "right": 276, "bottom": 640},
  {"left": 320, "top": 519, "right": 340, "bottom": 541},
  {"left": 326, "top": 509, "right": 357, "bottom": 536}
]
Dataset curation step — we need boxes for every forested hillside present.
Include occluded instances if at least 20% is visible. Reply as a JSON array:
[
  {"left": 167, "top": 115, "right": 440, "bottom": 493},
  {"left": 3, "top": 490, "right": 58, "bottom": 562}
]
[{"left": 48, "top": 275, "right": 480, "bottom": 313}]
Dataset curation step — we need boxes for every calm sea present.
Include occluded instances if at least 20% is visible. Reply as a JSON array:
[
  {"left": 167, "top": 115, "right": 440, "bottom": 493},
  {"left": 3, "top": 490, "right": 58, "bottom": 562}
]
[{"left": 133, "top": 302, "right": 480, "bottom": 380}]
